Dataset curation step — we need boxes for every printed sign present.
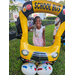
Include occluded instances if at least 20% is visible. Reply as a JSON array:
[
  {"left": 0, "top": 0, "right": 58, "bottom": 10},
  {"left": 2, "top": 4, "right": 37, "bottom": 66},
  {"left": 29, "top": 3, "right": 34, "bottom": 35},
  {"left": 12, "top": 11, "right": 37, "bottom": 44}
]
[{"left": 32, "top": 1, "right": 63, "bottom": 15}]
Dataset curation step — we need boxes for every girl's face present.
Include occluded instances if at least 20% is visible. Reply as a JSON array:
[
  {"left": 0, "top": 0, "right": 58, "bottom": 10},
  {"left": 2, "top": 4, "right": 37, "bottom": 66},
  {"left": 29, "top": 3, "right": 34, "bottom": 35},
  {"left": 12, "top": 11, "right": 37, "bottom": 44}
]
[{"left": 35, "top": 18, "right": 42, "bottom": 28}]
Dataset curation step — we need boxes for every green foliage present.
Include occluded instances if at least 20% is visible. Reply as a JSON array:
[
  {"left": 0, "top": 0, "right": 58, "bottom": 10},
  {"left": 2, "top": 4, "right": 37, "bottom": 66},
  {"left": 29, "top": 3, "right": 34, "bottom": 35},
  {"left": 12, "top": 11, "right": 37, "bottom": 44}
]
[
  {"left": 9, "top": 22, "right": 17, "bottom": 32},
  {"left": 46, "top": 16, "right": 57, "bottom": 20},
  {"left": 10, "top": 0, "right": 13, "bottom": 3},
  {"left": 42, "top": 16, "right": 56, "bottom": 26},
  {"left": 42, "top": 20, "right": 55, "bottom": 26},
  {"left": 9, "top": 5, "right": 18, "bottom": 12},
  {"left": 58, "top": 1, "right": 65, "bottom": 5}
]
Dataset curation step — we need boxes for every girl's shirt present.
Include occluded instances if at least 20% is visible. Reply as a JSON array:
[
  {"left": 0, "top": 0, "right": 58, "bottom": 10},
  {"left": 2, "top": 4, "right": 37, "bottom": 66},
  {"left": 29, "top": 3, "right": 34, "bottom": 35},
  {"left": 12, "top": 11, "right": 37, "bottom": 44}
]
[{"left": 33, "top": 25, "right": 45, "bottom": 39}]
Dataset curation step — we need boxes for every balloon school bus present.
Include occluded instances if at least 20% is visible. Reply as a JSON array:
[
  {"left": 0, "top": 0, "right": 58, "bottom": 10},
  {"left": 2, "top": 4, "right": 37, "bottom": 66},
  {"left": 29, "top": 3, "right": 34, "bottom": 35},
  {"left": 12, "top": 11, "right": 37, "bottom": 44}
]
[{"left": 16, "top": 0, "right": 65, "bottom": 75}]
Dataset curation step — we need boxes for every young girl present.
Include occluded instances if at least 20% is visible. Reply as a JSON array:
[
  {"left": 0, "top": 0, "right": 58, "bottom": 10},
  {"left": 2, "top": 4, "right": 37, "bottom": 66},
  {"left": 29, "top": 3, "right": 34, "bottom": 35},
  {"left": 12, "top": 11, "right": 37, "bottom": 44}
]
[{"left": 28, "top": 16, "right": 45, "bottom": 47}]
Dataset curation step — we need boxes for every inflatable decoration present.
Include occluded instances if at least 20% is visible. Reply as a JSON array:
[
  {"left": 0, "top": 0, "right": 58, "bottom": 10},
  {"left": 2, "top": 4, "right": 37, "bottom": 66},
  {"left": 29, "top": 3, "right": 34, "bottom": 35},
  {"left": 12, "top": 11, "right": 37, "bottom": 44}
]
[
  {"left": 16, "top": 0, "right": 65, "bottom": 75},
  {"left": 21, "top": 63, "right": 36, "bottom": 75},
  {"left": 37, "top": 64, "right": 53, "bottom": 75}
]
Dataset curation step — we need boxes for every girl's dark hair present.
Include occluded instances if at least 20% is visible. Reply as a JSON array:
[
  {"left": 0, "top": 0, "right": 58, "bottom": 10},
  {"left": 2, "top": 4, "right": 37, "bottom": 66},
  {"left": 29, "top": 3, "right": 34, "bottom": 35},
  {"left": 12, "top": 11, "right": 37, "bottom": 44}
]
[{"left": 33, "top": 16, "right": 42, "bottom": 24}]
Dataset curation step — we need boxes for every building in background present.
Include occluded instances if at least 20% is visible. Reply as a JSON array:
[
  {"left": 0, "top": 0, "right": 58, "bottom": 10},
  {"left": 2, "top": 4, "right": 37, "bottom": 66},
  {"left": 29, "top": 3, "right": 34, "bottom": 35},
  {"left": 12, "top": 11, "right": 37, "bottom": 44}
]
[
  {"left": 9, "top": 1, "right": 23, "bottom": 21},
  {"left": 31, "top": 13, "right": 55, "bottom": 20}
]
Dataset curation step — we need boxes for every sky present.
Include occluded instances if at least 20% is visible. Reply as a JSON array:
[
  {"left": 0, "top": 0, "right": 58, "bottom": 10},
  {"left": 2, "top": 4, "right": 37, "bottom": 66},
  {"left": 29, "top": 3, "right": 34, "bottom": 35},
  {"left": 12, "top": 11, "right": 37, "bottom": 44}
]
[
  {"left": 16, "top": 0, "right": 25, "bottom": 3},
  {"left": 9, "top": 0, "right": 25, "bottom": 4},
  {"left": 11, "top": 0, "right": 64, "bottom": 4}
]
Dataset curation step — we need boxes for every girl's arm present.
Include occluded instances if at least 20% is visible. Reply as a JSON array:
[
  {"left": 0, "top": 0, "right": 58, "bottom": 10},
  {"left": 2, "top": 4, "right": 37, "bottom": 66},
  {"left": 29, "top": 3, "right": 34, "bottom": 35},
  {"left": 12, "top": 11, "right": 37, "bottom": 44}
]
[
  {"left": 55, "top": 20, "right": 61, "bottom": 26},
  {"left": 28, "top": 26, "right": 34, "bottom": 31},
  {"left": 42, "top": 28, "right": 45, "bottom": 46}
]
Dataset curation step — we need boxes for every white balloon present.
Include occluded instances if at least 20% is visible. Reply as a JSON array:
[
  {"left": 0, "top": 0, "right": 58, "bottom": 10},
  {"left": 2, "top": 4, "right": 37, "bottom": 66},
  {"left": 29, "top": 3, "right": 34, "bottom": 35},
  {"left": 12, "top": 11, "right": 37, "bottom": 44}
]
[
  {"left": 37, "top": 64, "right": 53, "bottom": 75},
  {"left": 21, "top": 63, "right": 36, "bottom": 75}
]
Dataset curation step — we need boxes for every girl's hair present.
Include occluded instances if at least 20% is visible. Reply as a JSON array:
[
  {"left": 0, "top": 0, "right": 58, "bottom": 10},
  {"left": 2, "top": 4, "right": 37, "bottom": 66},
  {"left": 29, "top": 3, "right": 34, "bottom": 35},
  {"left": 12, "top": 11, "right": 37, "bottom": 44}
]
[{"left": 33, "top": 16, "right": 42, "bottom": 24}]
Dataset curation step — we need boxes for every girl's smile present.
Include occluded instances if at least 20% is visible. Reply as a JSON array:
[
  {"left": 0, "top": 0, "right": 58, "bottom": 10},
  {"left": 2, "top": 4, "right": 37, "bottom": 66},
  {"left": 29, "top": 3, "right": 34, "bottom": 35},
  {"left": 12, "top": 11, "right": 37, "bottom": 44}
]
[{"left": 35, "top": 18, "right": 42, "bottom": 29}]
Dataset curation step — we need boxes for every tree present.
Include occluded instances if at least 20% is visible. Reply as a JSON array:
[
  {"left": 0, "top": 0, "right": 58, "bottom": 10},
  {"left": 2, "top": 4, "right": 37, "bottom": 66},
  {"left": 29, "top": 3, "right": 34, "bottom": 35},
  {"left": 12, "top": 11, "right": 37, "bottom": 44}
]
[
  {"left": 24, "top": 0, "right": 30, "bottom": 1},
  {"left": 58, "top": 0, "right": 65, "bottom": 5},
  {"left": 9, "top": 5, "right": 18, "bottom": 12},
  {"left": 9, "top": 0, "right": 18, "bottom": 3},
  {"left": 10, "top": 0, "right": 13, "bottom": 3}
]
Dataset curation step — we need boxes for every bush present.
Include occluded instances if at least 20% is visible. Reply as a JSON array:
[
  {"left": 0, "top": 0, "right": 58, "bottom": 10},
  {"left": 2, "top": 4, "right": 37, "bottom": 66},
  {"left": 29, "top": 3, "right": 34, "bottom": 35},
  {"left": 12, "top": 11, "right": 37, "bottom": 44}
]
[
  {"left": 9, "top": 22, "right": 17, "bottom": 32},
  {"left": 9, "top": 20, "right": 55, "bottom": 32},
  {"left": 46, "top": 16, "right": 57, "bottom": 20},
  {"left": 42, "top": 20, "right": 55, "bottom": 26}
]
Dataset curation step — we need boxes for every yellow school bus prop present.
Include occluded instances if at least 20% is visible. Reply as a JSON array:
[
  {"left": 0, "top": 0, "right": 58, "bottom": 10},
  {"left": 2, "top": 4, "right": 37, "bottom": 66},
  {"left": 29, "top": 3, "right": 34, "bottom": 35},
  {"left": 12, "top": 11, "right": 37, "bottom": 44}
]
[{"left": 19, "top": 0, "right": 65, "bottom": 64}]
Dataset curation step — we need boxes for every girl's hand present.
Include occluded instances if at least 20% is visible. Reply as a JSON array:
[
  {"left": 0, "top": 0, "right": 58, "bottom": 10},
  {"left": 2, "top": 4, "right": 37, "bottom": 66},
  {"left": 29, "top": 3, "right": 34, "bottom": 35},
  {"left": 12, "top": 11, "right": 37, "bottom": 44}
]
[{"left": 43, "top": 42, "right": 45, "bottom": 46}]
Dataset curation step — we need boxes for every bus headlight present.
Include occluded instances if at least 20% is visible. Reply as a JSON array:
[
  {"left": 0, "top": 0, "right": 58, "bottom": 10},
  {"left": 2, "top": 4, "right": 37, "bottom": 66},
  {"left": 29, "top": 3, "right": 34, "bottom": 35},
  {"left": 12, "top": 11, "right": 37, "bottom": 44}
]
[
  {"left": 22, "top": 50, "right": 29, "bottom": 56},
  {"left": 51, "top": 52, "right": 58, "bottom": 58}
]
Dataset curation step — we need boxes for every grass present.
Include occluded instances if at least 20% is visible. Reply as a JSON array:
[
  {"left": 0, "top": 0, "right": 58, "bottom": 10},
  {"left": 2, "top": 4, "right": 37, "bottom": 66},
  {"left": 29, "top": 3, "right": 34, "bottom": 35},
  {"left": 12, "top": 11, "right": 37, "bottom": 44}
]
[
  {"left": 9, "top": 22, "right": 16, "bottom": 27},
  {"left": 9, "top": 24, "right": 65, "bottom": 75}
]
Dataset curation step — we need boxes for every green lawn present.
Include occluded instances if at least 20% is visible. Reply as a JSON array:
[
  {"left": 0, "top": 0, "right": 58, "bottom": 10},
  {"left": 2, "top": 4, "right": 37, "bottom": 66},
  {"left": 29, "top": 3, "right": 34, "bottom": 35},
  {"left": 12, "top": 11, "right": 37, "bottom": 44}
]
[{"left": 9, "top": 24, "right": 65, "bottom": 75}]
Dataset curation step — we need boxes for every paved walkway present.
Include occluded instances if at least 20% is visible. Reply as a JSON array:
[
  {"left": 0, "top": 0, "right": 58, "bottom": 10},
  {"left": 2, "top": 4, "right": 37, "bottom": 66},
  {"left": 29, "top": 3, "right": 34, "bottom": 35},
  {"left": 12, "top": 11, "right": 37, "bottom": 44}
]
[{"left": 9, "top": 20, "right": 15, "bottom": 23}]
